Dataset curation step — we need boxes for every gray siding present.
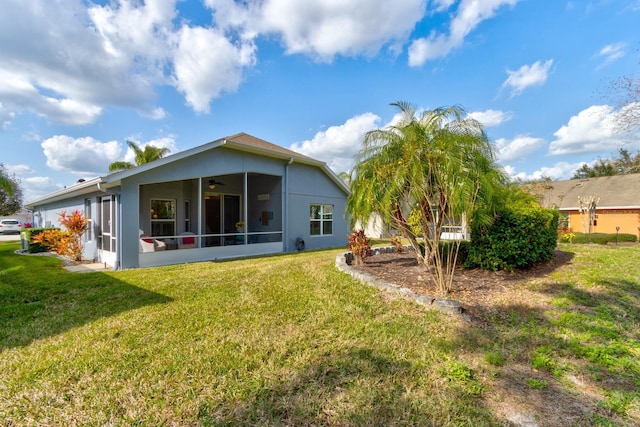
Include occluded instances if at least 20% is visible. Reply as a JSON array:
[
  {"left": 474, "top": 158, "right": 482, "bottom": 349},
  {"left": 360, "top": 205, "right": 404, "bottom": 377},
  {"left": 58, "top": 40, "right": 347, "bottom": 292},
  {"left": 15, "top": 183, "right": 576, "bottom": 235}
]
[{"left": 287, "top": 163, "right": 349, "bottom": 251}]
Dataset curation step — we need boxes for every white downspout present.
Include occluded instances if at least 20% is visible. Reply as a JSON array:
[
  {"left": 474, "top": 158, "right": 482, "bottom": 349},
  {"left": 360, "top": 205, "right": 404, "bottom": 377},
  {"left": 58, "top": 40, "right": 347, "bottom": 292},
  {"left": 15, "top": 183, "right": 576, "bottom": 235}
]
[{"left": 284, "top": 158, "right": 293, "bottom": 251}]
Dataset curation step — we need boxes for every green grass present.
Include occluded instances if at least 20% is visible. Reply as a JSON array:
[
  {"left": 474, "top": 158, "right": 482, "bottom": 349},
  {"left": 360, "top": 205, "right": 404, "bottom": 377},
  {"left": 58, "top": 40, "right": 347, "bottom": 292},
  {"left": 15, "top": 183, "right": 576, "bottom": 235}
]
[{"left": 1, "top": 241, "right": 639, "bottom": 425}]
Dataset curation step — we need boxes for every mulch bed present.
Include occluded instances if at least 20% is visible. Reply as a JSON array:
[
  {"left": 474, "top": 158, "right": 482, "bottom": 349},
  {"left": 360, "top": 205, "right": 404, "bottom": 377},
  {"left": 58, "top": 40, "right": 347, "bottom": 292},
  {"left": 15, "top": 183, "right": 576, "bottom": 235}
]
[{"left": 350, "top": 248, "right": 574, "bottom": 322}]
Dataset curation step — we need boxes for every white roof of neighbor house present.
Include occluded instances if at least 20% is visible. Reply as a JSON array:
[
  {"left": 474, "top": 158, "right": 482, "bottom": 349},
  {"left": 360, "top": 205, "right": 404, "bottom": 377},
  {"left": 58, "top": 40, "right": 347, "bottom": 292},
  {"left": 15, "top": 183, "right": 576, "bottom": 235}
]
[
  {"left": 26, "top": 132, "right": 349, "bottom": 207},
  {"left": 535, "top": 173, "right": 640, "bottom": 210}
]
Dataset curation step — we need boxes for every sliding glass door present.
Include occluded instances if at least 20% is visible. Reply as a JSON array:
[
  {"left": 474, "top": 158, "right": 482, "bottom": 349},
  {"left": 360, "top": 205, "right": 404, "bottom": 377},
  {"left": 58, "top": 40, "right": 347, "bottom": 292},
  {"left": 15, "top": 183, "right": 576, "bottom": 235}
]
[{"left": 204, "top": 193, "right": 241, "bottom": 246}]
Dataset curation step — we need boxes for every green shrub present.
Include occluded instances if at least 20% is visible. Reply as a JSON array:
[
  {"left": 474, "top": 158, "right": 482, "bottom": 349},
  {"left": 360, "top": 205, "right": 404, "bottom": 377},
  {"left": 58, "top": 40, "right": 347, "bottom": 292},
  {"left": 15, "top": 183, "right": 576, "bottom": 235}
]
[
  {"left": 22, "top": 227, "right": 59, "bottom": 253},
  {"left": 570, "top": 232, "right": 637, "bottom": 244},
  {"left": 466, "top": 206, "right": 559, "bottom": 271}
]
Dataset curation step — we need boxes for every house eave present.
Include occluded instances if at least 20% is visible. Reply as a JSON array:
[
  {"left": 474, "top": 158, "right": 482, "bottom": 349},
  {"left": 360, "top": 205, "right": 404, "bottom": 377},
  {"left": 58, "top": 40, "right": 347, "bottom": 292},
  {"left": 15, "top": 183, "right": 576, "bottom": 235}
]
[{"left": 25, "top": 177, "right": 104, "bottom": 208}]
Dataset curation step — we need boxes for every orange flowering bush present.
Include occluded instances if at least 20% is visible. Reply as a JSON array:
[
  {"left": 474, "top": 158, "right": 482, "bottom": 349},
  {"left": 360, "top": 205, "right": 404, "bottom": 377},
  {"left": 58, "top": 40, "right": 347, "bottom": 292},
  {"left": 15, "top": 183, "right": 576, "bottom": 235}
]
[{"left": 31, "top": 209, "right": 89, "bottom": 262}]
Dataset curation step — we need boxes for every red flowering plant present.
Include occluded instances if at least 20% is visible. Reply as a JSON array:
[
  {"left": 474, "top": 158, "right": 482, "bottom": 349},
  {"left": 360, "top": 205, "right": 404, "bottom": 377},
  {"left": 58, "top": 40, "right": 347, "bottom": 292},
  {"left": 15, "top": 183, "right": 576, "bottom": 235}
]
[{"left": 346, "top": 229, "right": 372, "bottom": 266}]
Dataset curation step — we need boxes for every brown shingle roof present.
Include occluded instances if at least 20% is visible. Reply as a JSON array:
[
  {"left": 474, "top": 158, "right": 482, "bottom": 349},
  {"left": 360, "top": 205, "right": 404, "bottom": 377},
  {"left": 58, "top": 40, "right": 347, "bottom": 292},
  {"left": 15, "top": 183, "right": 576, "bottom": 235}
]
[
  {"left": 536, "top": 173, "right": 640, "bottom": 209},
  {"left": 224, "top": 132, "right": 316, "bottom": 162}
]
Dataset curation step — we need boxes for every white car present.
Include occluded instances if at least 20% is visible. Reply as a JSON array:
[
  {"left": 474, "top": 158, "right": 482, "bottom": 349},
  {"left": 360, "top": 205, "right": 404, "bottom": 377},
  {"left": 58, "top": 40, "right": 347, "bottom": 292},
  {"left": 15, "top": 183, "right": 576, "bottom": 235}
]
[{"left": 0, "top": 219, "right": 22, "bottom": 234}]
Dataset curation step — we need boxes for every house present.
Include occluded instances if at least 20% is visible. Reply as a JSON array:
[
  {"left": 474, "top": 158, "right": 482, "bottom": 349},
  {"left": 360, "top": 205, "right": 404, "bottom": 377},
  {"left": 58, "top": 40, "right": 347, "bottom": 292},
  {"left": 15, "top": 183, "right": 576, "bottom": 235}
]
[
  {"left": 25, "top": 133, "right": 350, "bottom": 269},
  {"left": 533, "top": 173, "right": 640, "bottom": 237}
]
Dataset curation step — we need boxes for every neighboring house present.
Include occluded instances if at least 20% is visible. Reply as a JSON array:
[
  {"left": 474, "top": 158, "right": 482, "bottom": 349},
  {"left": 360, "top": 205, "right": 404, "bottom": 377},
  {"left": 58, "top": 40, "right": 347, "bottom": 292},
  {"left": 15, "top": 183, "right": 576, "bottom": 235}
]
[
  {"left": 358, "top": 212, "right": 469, "bottom": 240},
  {"left": 533, "top": 173, "right": 640, "bottom": 237},
  {"left": 25, "top": 133, "right": 350, "bottom": 269}
]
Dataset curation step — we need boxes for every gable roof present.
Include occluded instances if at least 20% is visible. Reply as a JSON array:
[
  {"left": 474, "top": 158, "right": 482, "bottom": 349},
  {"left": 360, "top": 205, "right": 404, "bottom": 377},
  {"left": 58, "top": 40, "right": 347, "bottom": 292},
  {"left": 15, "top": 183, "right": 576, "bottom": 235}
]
[
  {"left": 26, "top": 132, "right": 349, "bottom": 207},
  {"left": 225, "top": 132, "right": 317, "bottom": 160},
  {"left": 536, "top": 173, "right": 640, "bottom": 210}
]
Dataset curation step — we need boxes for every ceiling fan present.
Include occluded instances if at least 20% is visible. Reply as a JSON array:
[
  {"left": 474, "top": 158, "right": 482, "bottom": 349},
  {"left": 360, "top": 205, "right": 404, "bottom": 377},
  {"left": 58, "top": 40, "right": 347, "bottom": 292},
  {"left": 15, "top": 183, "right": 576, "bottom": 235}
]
[{"left": 208, "top": 179, "right": 225, "bottom": 189}]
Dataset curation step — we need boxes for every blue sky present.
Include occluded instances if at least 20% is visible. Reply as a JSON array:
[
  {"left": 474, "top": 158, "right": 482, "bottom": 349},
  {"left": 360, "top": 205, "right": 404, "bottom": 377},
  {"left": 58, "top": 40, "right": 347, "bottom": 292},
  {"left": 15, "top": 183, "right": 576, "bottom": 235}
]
[{"left": 1, "top": 0, "right": 639, "bottom": 203}]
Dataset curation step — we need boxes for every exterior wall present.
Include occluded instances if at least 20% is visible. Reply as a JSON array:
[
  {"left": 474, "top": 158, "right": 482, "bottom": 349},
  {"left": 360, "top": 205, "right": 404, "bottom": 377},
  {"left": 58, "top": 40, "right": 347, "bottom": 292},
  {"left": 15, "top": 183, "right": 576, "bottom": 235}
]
[
  {"left": 357, "top": 214, "right": 392, "bottom": 239},
  {"left": 119, "top": 180, "right": 140, "bottom": 269},
  {"left": 247, "top": 173, "right": 283, "bottom": 236},
  {"left": 287, "top": 163, "right": 349, "bottom": 251},
  {"left": 566, "top": 208, "right": 640, "bottom": 236}
]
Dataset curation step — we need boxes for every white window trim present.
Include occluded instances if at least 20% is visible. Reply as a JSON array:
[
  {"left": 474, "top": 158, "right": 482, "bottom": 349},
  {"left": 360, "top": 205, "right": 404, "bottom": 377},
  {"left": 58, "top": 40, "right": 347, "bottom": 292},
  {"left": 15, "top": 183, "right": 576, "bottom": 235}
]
[{"left": 310, "top": 204, "right": 334, "bottom": 237}]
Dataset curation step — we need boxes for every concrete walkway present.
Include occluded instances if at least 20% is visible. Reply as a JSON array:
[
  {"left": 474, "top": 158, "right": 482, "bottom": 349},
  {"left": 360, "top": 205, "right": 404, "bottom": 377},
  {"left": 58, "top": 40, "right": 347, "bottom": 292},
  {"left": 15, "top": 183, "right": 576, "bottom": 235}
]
[{"left": 64, "top": 262, "right": 113, "bottom": 273}]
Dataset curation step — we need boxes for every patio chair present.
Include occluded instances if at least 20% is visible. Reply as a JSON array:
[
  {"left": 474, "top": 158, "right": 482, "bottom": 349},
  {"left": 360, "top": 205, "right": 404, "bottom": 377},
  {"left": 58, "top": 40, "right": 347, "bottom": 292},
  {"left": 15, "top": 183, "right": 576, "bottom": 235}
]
[
  {"left": 139, "top": 229, "right": 167, "bottom": 252},
  {"left": 139, "top": 236, "right": 156, "bottom": 252},
  {"left": 178, "top": 231, "right": 197, "bottom": 249}
]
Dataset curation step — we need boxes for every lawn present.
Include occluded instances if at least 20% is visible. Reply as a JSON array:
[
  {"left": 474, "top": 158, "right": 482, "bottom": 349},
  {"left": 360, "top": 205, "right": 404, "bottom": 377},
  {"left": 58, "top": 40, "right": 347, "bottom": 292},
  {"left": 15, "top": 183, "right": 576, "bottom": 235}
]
[{"left": 1, "top": 241, "right": 639, "bottom": 426}]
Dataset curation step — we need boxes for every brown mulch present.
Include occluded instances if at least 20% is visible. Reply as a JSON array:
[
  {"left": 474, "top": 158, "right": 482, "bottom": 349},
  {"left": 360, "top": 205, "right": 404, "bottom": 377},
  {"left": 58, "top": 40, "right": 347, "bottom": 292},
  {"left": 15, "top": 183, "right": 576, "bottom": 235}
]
[{"left": 351, "top": 248, "right": 575, "bottom": 323}]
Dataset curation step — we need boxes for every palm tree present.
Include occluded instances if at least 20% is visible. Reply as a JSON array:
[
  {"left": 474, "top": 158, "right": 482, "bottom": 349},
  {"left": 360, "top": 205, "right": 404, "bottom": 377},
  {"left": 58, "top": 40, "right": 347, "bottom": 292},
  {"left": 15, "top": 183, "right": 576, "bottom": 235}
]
[
  {"left": 347, "top": 102, "right": 506, "bottom": 294},
  {"left": 109, "top": 140, "right": 170, "bottom": 172}
]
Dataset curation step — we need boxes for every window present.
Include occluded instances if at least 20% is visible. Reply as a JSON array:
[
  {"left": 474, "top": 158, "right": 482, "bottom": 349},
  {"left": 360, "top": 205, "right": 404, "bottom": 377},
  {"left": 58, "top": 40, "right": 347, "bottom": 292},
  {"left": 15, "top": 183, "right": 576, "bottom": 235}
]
[
  {"left": 151, "top": 199, "right": 176, "bottom": 236},
  {"left": 84, "top": 198, "right": 92, "bottom": 242},
  {"left": 310, "top": 204, "right": 333, "bottom": 236}
]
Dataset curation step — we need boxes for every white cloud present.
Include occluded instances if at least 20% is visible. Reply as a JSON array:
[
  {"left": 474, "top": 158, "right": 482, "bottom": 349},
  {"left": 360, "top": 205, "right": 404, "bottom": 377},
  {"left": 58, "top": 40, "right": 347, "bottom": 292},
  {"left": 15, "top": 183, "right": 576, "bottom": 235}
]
[
  {"left": 210, "top": 0, "right": 426, "bottom": 62},
  {"left": 22, "top": 176, "right": 65, "bottom": 203},
  {"left": 408, "top": 0, "right": 518, "bottom": 66},
  {"left": 172, "top": 25, "right": 257, "bottom": 113},
  {"left": 22, "top": 131, "right": 41, "bottom": 142},
  {"left": 548, "top": 105, "right": 637, "bottom": 155},
  {"left": 0, "top": 69, "right": 103, "bottom": 125},
  {"left": 501, "top": 59, "right": 553, "bottom": 97},
  {"left": 289, "top": 113, "right": 382, "bottom": 173},
  {"left": 0, "top": 0, "right": 261, "bottom": 121},
  {"left": 494, "top": 135, "right": 546, "bottom": 163},
  {"left": 41, "top": 136, "right": 122, "bottom": 176},
  {"left": 4, "top": 164, "right": 33, "bottom": 176},
  {"left": 595, "top": 42, "right": 626, "bottom": 68},
  {"left": 0, "top": 0, "right": 167, "bottom": 123},
  {"left": 0, "top": 102, "right": 15, "bottom": 130},
  {"left": 468, "top": 109, "right": 513, "bottom": 127},
  {"left": 141, "top": 107, "right": 168, "bottom": 120},
  {"left": 504, "top": 161, "right": 582, "bottom": 181},
  {"left": 431, "top": 0, "right": 457, "bottom": 12}
]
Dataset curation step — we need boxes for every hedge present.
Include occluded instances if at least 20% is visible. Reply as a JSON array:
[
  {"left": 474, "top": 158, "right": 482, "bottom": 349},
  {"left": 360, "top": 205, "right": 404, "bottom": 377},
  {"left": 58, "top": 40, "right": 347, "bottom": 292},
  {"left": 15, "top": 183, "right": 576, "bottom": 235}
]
[
  {"left": 466, "top": 207, "right": 559, "bottom": 271},
  {"left": 570, "top": 232, "right": 637, "bottom": 244},
  {"left": 22, "top": 227, "right": 59, "bottom": 253}
]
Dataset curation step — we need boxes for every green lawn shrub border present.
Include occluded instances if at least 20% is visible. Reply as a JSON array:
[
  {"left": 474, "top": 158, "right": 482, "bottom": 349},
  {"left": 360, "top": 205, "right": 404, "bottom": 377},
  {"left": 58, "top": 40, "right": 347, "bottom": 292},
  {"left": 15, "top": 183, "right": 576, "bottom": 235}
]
[{"left": 569, "top": 232, "right": 637, "bottom": 244}]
